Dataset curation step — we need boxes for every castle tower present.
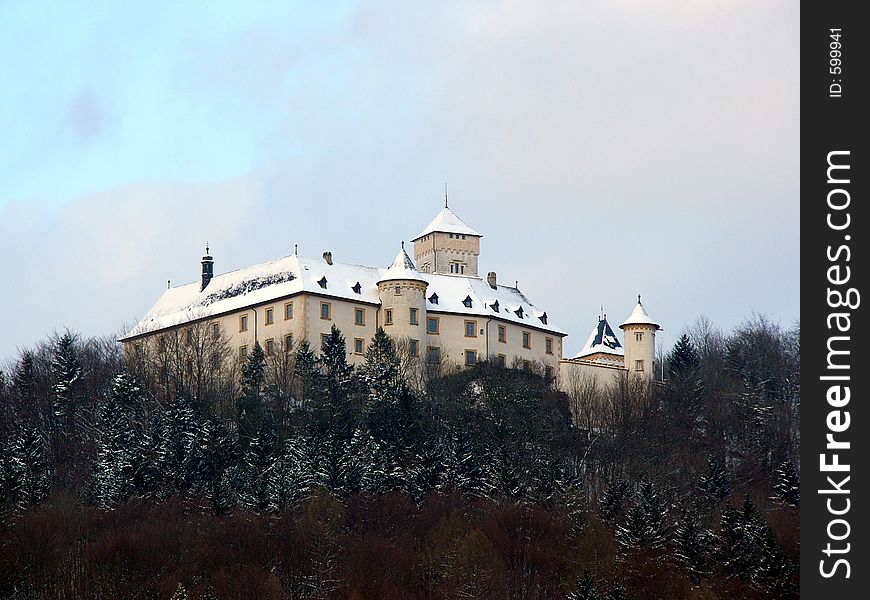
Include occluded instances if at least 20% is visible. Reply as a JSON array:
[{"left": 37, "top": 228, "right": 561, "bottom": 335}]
[
  {"left": 411, "top": 203, "right": 482, "bottom": 276},
  {"left": 377, "top": 243, "right": 428, "bottom": 343},
  {"left": 619, "top": 296, "right": 660, "bottom": 378},
  {"left": 201, "top": 244, "right": 214, "bottom": 291}
]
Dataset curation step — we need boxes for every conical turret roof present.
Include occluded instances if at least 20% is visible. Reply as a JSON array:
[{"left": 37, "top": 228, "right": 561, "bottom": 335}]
[
  {"left": 573, "top": 316, "right": 624, "bottom": 359},
  {"left": 378, "top": 243, "right": 427, "bottom": 284},
  {"left": 412, "top": 206, "right": 481, "bottom": 241},
  {"left": 620, "top": 296, "right": 660, "bottom": 329}
]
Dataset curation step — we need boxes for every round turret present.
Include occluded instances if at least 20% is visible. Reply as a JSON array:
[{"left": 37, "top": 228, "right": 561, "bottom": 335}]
[
  {"left": 619, "top": 295, "right": 660, "bottom": 378},
  {"left": 377, "top": 243, "right": 428, "bottom": 345}
]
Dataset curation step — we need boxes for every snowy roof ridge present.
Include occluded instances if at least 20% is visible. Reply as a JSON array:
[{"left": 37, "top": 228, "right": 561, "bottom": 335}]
[
  {"left": 620, "top": 296, "right": 660, "bottom": 329},
  {"left": 122, "top": 251, "right": 565, "bottom": 340},
  {"left": 412, "top": 207, "right": 481, "bottom": 241},
  {"left": 573, "top": 316, "right": 624, "bottom": 359}
]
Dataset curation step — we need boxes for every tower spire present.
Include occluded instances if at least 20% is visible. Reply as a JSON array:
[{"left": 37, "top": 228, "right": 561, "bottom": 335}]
[{"left": 444, "top": 182, "right": 448, "bottom": 208}]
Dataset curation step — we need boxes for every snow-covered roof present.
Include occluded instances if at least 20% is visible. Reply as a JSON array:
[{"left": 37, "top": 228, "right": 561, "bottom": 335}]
[
  {"left": 620, "top": 297, "right": 660, "bottom": 329},
  {"left": 122, "top": 252, "right": 565, "bottom": 340},
  {"left": 412, "top": 207, "right": 481, "bottom": 241},
  {"left": 573, "top": 317, "right": 624, "bottom": 359},
  {"left": 378, "top": 244, "right": 426, "bottom": 284}
]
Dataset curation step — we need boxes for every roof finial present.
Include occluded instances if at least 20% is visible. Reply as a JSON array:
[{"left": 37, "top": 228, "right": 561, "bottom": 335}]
[
  {"left": 205, "top": 241, "right": 209, "bottom": 255},
  {"left": 401, "top": 240, "right": 405, "bottom": 250},
  {"left": 638, "top": 294, "right": 642, "bottom": 304},
  {"left": 444, "top": 182, "right": 448, "bottom": 208},
  {"left": 294, "top": 243, "right": 298, "bottom": 255},
  {"left": 167, "top": 279, "right": 171, "bottom": 289}
]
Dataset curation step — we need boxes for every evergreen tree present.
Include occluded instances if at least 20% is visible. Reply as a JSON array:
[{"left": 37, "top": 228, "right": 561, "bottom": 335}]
[
  {"left": 293, "top": 339, "right": 317, "bottom": 404},
  {"left": 158, "top": 396, "right": 201, "bottom": 493},
  {"left": 600, "top": 479, "right": 630, "bottom": 523},
  {"left": 237, "top": 342, "right": 266, "bottom": 445},
  {"left": 774, "top": 460, "right": 799, "bottom": 507},
  {"left": 698, "top": 457, "right": 731, "bottom": 504},
  {"left": 360, "top": 328, "right": 402, "bottom": 402},
  {"left": 241, "top": 411, "right": 279, "bottom": 511},
  {"left": 3, "top": 424, "right": 52, "bottom": 509},
  {"left": 93, "top": 374, "right": 138, "bottom": 507},
  {"left": 272, "top": 433, "right": 314, "bottom": 506},
  {"left": 52, "top": 332, "right": 83, "bottom": 426},
  {"left": 616, "top": 478, "right": 668, "bottom": 555},
  {"left": 668, "top": 333, "right": 699, "bottom": 380},
  {"left": 673, "top": 511, "right": 712, "bottom": 582},
  {"left": 196, "top": 419, "right": 238, "bottom": 512},
  {"left": 12, "top": 351, "right": 38, "bottom": 413},
  {"left": 568, "top": 573, "right": 601, "bottom": 600}
]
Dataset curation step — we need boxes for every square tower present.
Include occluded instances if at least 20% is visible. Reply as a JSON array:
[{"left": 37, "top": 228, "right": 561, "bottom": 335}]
[{"left": 411, "top": 206, "right": 482, "bottom": 276}]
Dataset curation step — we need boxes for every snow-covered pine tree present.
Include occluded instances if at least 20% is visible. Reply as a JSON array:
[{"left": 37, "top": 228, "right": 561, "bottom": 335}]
[
  {"left": 406, "top": 436, "right": 446, "bottom": 502},
  {"left": 3, "top": 424, "right": 52, "bottom": 509},
  {"left": 673, "top": 511, "right": 712, "bottom": 583},
  {"left": 51, "top": 332, "right": 83, "bottom": 427},
  {"left": 444, "top": 428, "right": 487, "bottom": 497},
  {"left": 567, "top": 573, "right": 601, "bottom": 600},
  {"left": 363, "top": 435, "right": 404, "bottom": 495},
  {"left": 158, "top": 395, "right": 201, "bottom": 493},
  {"left": 272, "top": 432, "right": 314, "bottom": 506},
  {"left": 773, "top": 460, "right": 799, "bottom": 507},
  {"left": 12, "top": 351, "right": 38, "bottom": 413},
  {"left": 719, "top": 495, "right": 763, "bottom": 582},
  {"left": 293, "top": 339, "right": 317, "bottom": 405},
  {"left": 196, "top": 419, "right": 238, "bottom": 512},
  {"left": 616, "top": 478, "right": 668, "bottom": 556},
  {"left": 360, "top": 327, "right": 402, "bottom": 402},
  {"left": 600, "top": 479, "right": 630, "bottom": 523},
  {"left": 237, "top": 342, "right": 266, "bottom": 447},
  {"left": 93, "top": 374, "right": 138, "bottom": 507},
  {"left": 698, "top": 457, "right": 731, "bottom": 505},
  {"left": 241, "top": 411, "right": 279, "bottom": 511},
  {"left": 170, "top": 583, "right": 189, "bottom": 600}
]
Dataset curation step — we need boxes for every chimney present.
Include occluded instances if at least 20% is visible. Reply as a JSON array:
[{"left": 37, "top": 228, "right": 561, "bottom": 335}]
[
  {"left": 201, "top": 245, "right": 214, "bottom": 291},
  {"left": 487, "top": 271, "right": 497, "bottom": 289},
  {"left": 323, "top": 251, "right": 333, "bottom": 265}
]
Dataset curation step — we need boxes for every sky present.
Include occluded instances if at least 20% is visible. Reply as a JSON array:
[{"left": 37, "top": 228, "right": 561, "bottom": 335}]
[{"left": 0, "top": 0, "right": 799, "bottom": 363}]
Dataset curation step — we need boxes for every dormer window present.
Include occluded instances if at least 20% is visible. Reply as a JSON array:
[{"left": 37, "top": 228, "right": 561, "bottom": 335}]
[
  {"left": 515, "top": 306, "right": 524, "bottom": 318},
  {"left": 318, "top": 276, "right": 327, "bottom": 289},
  {"left": 539, "top": 312, "right": 548, "bottom": 325},
  {"left": 490, "top": 300, "right": 499, "bottom": 312},
  {"left": 429, "top": 293, "right": 439, "bottom": 305},
  {"left": 462, "top": 295, "right": 473, "bottom": 308},
  {"left": 352, "top": 282, "right": 362, "bottom": 294}
]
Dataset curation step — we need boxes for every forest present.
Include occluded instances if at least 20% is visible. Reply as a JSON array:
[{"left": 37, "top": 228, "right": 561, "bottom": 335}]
[{"left": 0, "top": 315, "right": 799, "bottom": 599}]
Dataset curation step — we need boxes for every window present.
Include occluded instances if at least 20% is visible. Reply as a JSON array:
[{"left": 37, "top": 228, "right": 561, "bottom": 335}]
[
  {"left": 522, "top": 360, "right": 531, "bottom": 371},
  {"left": 352, "top": 282, "right": 362, "bottom": 294},
  {"left": 465, "top": 320, "right": 477, "bottom": 338},
  {"left": 545, "top": 337, "right": 554, "bottom": 355},
  {"left": 395, "top": 285, "right": 402, "bottom": 296},
  {"left": 385, "top": 309, "right": 393, "bottom": 325},
  {"left": 265, "top": 338, "right": 274, "bottom": 356},
  {"left": 265, "top": 307, "right": 274, "bottom": 325},
  {"left": 635, "top": 332, "right": 644, "bottom": 342},
  {"left": 428, "top": 293, "right": 439, "bottom": 305},
  {"left": 545, "top": 366, "right": 554, "bottom": 382},
  {"left": 496, "top": 354, "right": 507, "bottom": 368},
  {"left": 134, "top": 343, "right": 143, "bottom": 355},
  {"left": 539, "top": 312, "right": 548, "bottom": 325},
  {"left": 427, "top": 346, "right": 441, "bottom": 363},
  {"left": 159, "top": 337, "right": 166, "bottom": 353},
  {"left": 449, "top": 262, "right": 466, "bottom": 274},
  {"left": 321, "top": 334, "right": 330, "bottom": 350},
  {"left": 491, "top": 300, "right": 499, "bottom": 312},
  {"left": 354, "top": 307, "right": 365, "bottom": 326},
  {"left": 522, "top": 331, "right": 531, "bottom": 349},
  {"left": 462, "top": 295, "right": 473, "bottom": 308},
  {"left": 409, "top": 339, "right": 419, "bottom": 357},
  {"left": 212, "top": 322, "right": 220, "bottom": 338},
  {"left": 409, "top": 307, "right": 419, "bottom": 325},
  {"left": 320, "top": 302, "right": 331, "bottom": 320},
  {"left": 354, "top": 338, "right": 364, "bottom": 355},
  {"left": 515, "top": 306, "right": 524, "bottom": 318},
  {"left": 465, "top": 349, "right": 477, "bottom": 366},
  {"left": 284, "top": 302, "right": 293, "bottom": 320},
  {"left": 635, "top": 359, "right": 645, "bottom": 372},
  {"left": 461, "top": 234, "right": 466, "bottom": 240},
  {"left": 427, "top": 316, "right": 440, "bottom": 334},
  {"left": 240, "top": 315, "right": 248, "bottom": 332},
  {"left": 185, "top": 329, "right": 193, "bottom": 345},
  {"left": 239, "top": 345, "right": 248, "bottom": 360},
  {"left": 498, "top": 325, "right": 506, "bottom": 343},
  {"left": 318, "top": 276, "right": 328, "bottom": 289},
  {"left": 285, "top": 334, "right": 293, "bottom": 352}
]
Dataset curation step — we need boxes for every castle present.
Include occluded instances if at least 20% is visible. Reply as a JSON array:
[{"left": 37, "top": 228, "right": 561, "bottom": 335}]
[{"left": 120, "top": 204, "right": 660, "bottom": 390}]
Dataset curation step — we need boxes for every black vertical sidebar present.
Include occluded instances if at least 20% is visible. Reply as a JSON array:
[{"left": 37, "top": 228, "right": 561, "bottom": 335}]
[{"left": 801, "top": 1, "right": 869, "bottom": 597}]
